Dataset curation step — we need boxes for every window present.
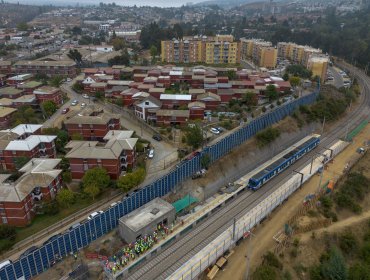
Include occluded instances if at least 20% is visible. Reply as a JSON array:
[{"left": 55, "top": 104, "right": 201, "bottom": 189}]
[
  {"left": 1, "top": 217, "right": 7, "bottom": 224},
  {"left": 145, "top": 101, "right": 149, "bottom": 106}
]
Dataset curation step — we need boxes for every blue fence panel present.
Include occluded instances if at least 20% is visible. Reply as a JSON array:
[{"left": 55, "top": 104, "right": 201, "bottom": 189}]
[
  {"left": 27, "top": 254, "right": 37, "bottom": 276},
  {"left": 45, "top": 243, "right": 54, "bottom": 264},
  {"left": 39, "top": 246, "right": 49, "bottom": 269},
  {"left": 34, "top": 250, "right": 43, "bottom": 274},
  {"left": 57, "top": 236, "right": 66, "bottom": 257},
  {"left": 0, "top": 267, "right": 7, "bottom": 280},
  {"left": 5, "top": 265, "right": 15, "bottom": 280},
  {"left": 51, "top": 239, "right": 60, "bottom": 257},
  {"left": 13, "top": 261, "right": 22, "bottom": 279},
  {"left": 19, "top": 257, "right": 30, "bottom": 279},
  {"left": 69, "top": 230, "right": 78, "bottom": 252}
]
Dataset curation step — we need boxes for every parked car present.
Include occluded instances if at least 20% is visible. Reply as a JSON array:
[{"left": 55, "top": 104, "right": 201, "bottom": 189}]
[
  {"left": 82, "top": 94, "right": 89, "bottom": 99},
  {"left": 216, "top": 127, "right": 224, "bottom": 132},
  {"left": 152, "top": 134, "right": 162, "bottom": 141},
  {"left": 210, "top": 128, "right": 220, "bottom": 134},
  {"left": 71, "top": 100, "right": 78, "bottom": 106},
  {"left": 62, "top": 107, "right": 70, "bottom": 114},
  {"left": 148, "top": 149, "right": 154, "bottom": 159},
  {"left": 192, "top": 169, "right": 207, "bottom": 179},
  {"left": 87, "top": 210, "right": 103, "bottom": 220},
  {"left": 20, "top": 246, "right": 38, "bottom": 258},
  {"left": 66, "top": 78, "right": 72, "bottom": 82},
  {"left": 80, "top": 102, "right": 86, "bottom": 108}
]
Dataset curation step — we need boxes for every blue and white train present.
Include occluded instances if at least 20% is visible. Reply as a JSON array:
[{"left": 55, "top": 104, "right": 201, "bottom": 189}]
[{"left": 248, "top": 134, "right": 321, "bottom": 190}]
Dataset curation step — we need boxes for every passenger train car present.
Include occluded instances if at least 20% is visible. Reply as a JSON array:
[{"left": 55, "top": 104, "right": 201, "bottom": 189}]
[{"left": 248, "top": 134, "right": 321, "bottom": 190}]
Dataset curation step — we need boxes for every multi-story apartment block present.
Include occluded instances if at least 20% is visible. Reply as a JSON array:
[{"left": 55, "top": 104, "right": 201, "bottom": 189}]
[
  {"left": 64, "top": 105, "right": 120, "bottom": 141},
  {"left": 0, "top": 107, "right": 17, "bottom": 129},
  {"left": 241, "top": 38, "right": 277, "bottom": 69},
  {"left": 277, "top": 42, "right": 323, "bottom": 66},
  {"left": 307, "top": 56, "right": 329, "bottom": 81},
  {"left": 33, "top": 86, "right": 63, "bottom": 105},
  {"left": 13, "top": 60, "right": 77, "bottom": 77},
  {"left": 0, "top": 158, "right": 62, "bottom": 226},
  {"left": 66, "top": 130, "right": 138, "bottom": 179},
  {"left": 161, "top": 35, "right": 240, "bottom": 64},
  {"left": 0, "top": 61, "right": 12, "bottom": 75}
]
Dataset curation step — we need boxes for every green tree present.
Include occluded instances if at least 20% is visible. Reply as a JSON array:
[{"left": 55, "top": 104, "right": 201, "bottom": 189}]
[
  {"left": 82, "top": 167, "right": 110, "bottom": 190},
  {"left": 348, "top": 263, "right": 370, "bottom": 280},
  {"left": 67, "top": 49, "right": 82, "bottom": 64},
  {"left": 0, "top": 225, "right": 16, "bottom": 241},
  {"left": 62, "top": 171, "right": 72, "bottom": 184},
  {"left": 84, "top": 184, "right": 100, "bottom": 200},
  {"left": 242, "top": 91, "right": 258, "bottom": 106},
  {"left": 256, "top": 127, "right": 281, "bottom": 148},
  {"left": 42, "top": 100, "right": 58, "bottom": 117},
  {"left": 42, "top": 127, "right": 68, "bottom": 153},
  {"left": 282, "top": 73, "right": 289, "bottom": 81},
  {"left": 285, "top": 64, "right": 312, "bottom": 79},
  {"left": 11, "top": 106, "right": 38, "bottom": 126},
  {"left": 252, "top": 265, "right": 277, "bottom": 280},
  {"left": 150, "top": 45, "right": 158, "bottom": 62},
  {"left": 200, "top": 153, "right": 211, "bottom": 169},
  {"left": 56, "top": 188, "right": 75, "bottom": 208},
  {"left": 49, "top": 76, "right": 64, "bottom": 87},
  {"left": 265, "top": 85, "right": 278, "bottom": 101},
  {"left": 185, "top": 125, "right": 203, "bottom": 149},
  {"left": 111, "top": 38, "right": 125, "bottom": 51},
  {"left": 117, "top": 168, "right": 146, "bottom": 192},
  {"left": 14, "top": 156, "right": 30, "bottom": 169},
  {"left": 321, "top": 246, "right": 347, "bottom": 280},
  {"left": 108, "top": 48, "right": 130, "bottom": 66},
  {"left": 289, "top": 76, "right": 301, "bottom": 88},
  {"left": 226, "top": 70, "right": 237, "bottom": 80},
  {"left": 72, "top": 82, "right": 84, "bottom": 93},
  {"left": 16, "top": 22, "right": 28, "bottom": 31}
]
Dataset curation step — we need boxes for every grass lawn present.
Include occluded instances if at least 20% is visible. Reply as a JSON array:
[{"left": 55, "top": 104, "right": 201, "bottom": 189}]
[{"left": 14, "top": 190, "right": 116, "bottom": 243}]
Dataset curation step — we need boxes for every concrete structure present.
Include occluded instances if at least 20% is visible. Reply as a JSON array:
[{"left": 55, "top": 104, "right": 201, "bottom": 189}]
[
  {"left": 307, "top": 56, "right": 329, "bottom": 82},
  {"left": 161, "top": 35, "right": 240, "bottom": 64},
  {"left": 118, "top": 198, "right": 176, "bottom": 243},
  {"left": 240, "top": 38, "right": 277, "bottom": 69},
  {"left": 0, "top": 158, "right": 62, "bottom": 226}
]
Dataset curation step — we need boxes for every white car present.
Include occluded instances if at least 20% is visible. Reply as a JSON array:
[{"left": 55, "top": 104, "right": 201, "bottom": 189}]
[
  {"left": 148, "top": 149, "right": 154, "bottom": 159},
  {"left": 87, "top": 210, "right": 103, "bottom": 220},
  {"left": 210, "top": 128, "right": 220, "bottom": 135},
  {"left": 82, "top": 94, "right": 89, "bottom": 99},
  {"left": 80, "top": 102, "right": 86, "bottom": 108},
  {"left": 71, "top": 99, "right": 78, "bottom": 106}
]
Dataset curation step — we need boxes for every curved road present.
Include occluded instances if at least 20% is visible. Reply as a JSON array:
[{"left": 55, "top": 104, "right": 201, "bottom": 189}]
[{"left": 125, "top": 64, "right": 370, "bottom": 280}]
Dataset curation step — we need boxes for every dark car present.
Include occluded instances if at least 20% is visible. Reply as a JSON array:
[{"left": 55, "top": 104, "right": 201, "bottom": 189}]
[
  {"left": 43, "top": 234, "right": 61, "bottom": 246},
  {"left": 152, "top": 134, "right": 162, "bottom": 141},
  {"left": 20, "top": 246, "right": 38, "bottom": 258}
]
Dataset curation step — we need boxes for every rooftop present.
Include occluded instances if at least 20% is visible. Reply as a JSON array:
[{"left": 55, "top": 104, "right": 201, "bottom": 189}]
[
  {"left": 14, "top": 60, "right": 76, "bottom": 67},
  {"left": 64, "top": 105, "right": 119, "bottom": 125},
  {"left": 0, "top": 158, "right": 62, "bottom": 202},
  {"left": 1, "top": 124, "right": 42, "bottom": 137},
  {"left": 156, "top": 109, "right": 190, "bottom": 118},
  {"left": 17, "top": 81, "right": 43, "bottom": 89},
  {"left": 0, "top": 87, "right": 23, "bottom": 96},
  {"left": 5, "top": 135, "right": 56, "bottom": 151},
  {"left": 119, "top": 198, "right": 175, "bottom": 232},
  {"left": 7, "top": 74, "right": 33, "bottom": 81},
  {"left": 160, "top": 94, "right": 192, "bottom": 101},
  {"left": 0, "top": 106, "right": 16, "bottom": 118},
  {"left": 33, "top": 86, "right": 59, "bottom": 95}
]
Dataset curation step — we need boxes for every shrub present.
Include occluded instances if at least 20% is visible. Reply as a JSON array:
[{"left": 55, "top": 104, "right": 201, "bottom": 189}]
[
  {"left": 339, "top": 230, "right": 358, "bottom": 256},
  {"left": 0, "top": 225, "right": 16, "bottom": 240},
  {"left": 252, "top": 265, "right": 277, "bottom": 280},
  {"left": 262, "top": 251, "right": 283, "bottom": 270},
  {"left": 256, "top": 127, "right": 281, "bottom": 148}
]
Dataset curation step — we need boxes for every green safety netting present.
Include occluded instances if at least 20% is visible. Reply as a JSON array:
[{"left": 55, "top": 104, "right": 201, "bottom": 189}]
[{"left": 172, "top": 194, "right": 198, "bottom": 213}]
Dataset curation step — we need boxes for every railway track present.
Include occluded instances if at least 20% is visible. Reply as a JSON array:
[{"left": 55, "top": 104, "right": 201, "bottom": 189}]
[{"left": 126, "top": 67, "right": 370, "bottom": 280}]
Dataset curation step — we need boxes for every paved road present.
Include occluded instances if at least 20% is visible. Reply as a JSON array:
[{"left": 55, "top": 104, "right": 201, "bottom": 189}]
[
  {"left": 126, "top": 65, "right": 370, "bottom": 280},
  {"left": 329, "top": 66, "right": 344, "bottom": 88}
]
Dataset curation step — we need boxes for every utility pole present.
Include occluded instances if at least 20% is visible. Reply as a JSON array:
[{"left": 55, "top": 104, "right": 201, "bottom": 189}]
[{"left": 321, "top": 116, "right": 326, "bottom": 134}]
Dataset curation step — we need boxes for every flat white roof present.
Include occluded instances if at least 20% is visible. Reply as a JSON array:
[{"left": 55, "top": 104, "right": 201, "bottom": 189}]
[
  {"left": 119, "top": 198, "right": 174, "bottom": 232},
  {"left": 160, "top": 94, "right": 192, "bottom": 101},
  {"left": 169, "top": 71, "right": 183, "bottom": 76}
]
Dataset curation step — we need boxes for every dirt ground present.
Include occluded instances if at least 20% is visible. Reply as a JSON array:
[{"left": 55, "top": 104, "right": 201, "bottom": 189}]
[{"left": 215, "top": 123, "right": 370, "bottom": 280}]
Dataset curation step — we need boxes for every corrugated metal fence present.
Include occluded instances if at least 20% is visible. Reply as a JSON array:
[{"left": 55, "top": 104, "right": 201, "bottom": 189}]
[{"left": 0, "top": 92, "right": 318, "bottom": 280}]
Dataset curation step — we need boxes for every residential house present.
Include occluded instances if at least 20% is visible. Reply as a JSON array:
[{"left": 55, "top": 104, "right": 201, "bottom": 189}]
[
  {"left": 156, "top": 110, "right": 190, "bottom": 126},
  {"left": 0, "top": 61, "right": 11, "bottom": 75},
  {"left": 6, "top": 74, "right": 33, "bottom": 86},
  {"left": 134, "top": 96, "right": 162, "bottom": 121},
  {"left": 160, "top": 94, "right": 192, "bottom": 109},
  {"left": 0, "top": 107, "right": 17, "bottom": 129},
  {"left": 0, "top": 87, "right": 24, "bottom": 99}
]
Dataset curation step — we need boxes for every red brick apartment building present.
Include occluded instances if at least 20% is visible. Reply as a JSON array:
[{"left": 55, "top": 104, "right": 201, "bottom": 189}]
[
  {"left": 0, "top": 61, "right": 11, "bottom": 75},
  {"left": 0, "top": 87, "right": 24, "bottom": 99},
  {"left": 6, "top": 74, "right": 33, "bottom": 86},
  {"left": 64, "top": 105, "right": 120, "bottom": 141},
  {"left": 0, "top": 107, "right": 17, "bottom": 129},
  {"left": 0, "top": 158, "right": 62, "bottom": 226},
  {"left": 13, "top": 60, "right": 77, "bottom": 77},
  {"left": 0, "top": 134, "right": 57, "bottom": 171},
  {"left": 33, "top": 86, "right": 63, "bottom": 105},
  {"left": 66, "top": 130, "right": 138, "bottom": 179},
  {"left": 0, "top": 74, "right": 6, "bottom": 87}
]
